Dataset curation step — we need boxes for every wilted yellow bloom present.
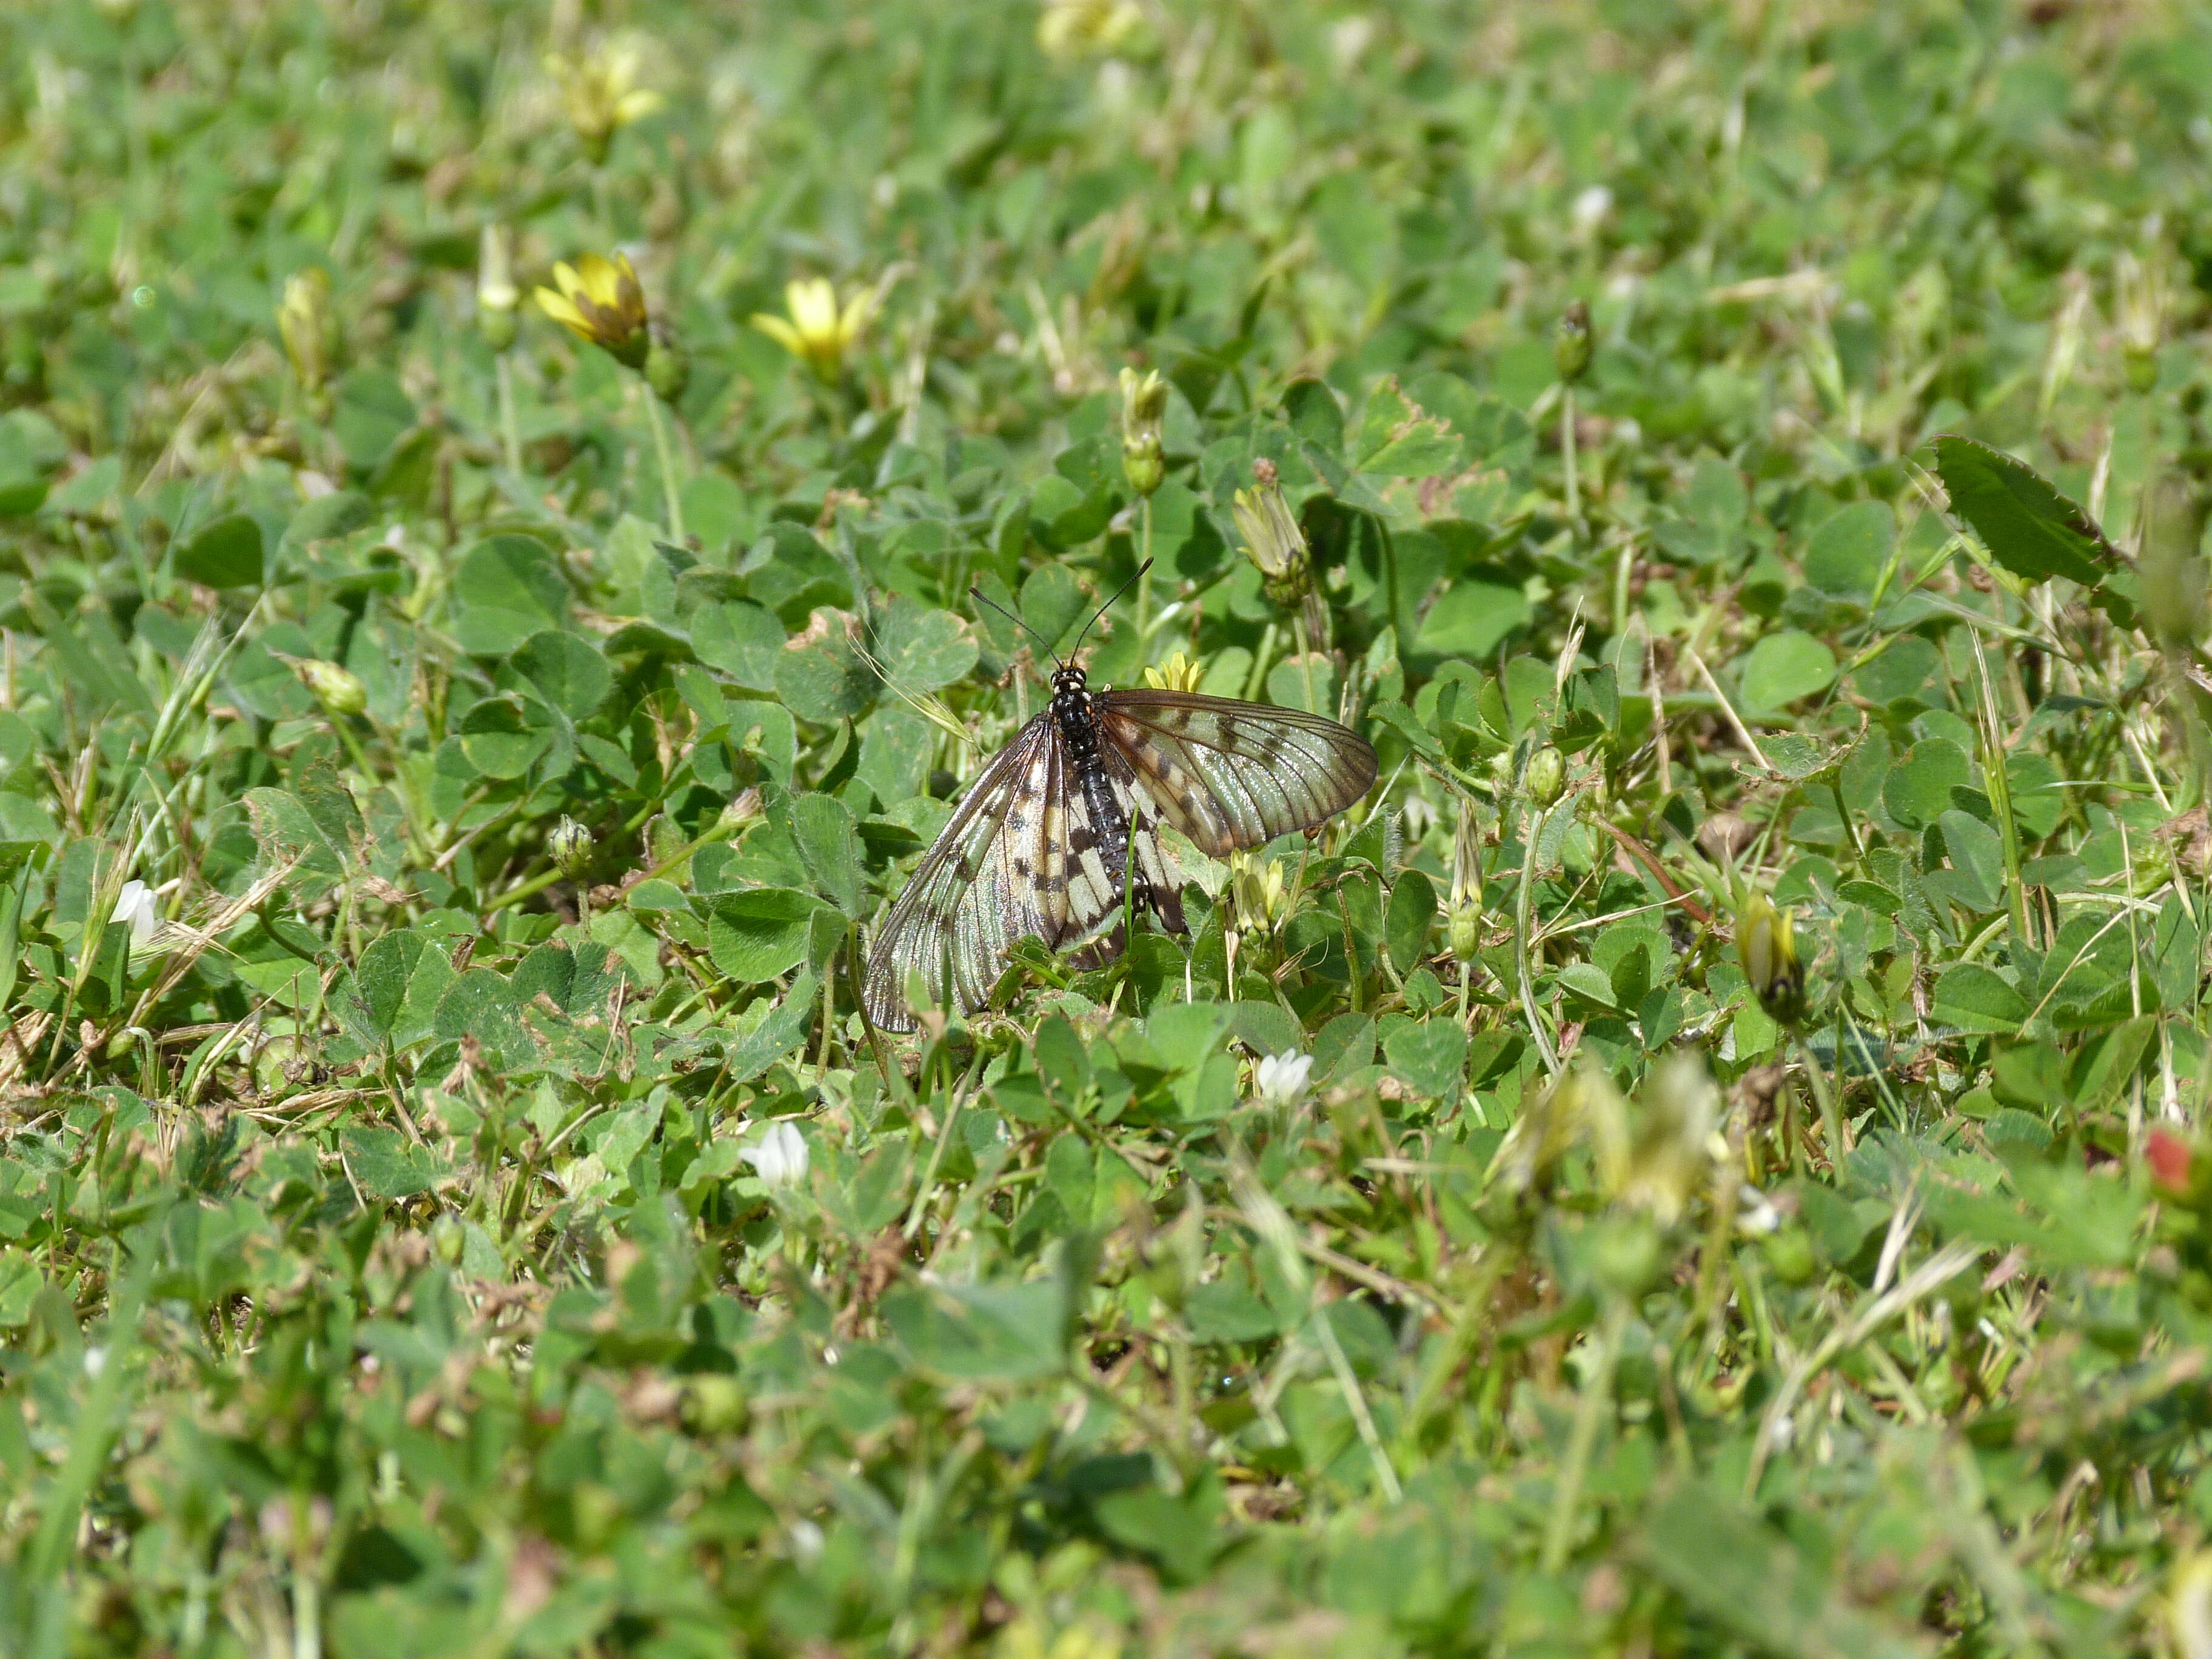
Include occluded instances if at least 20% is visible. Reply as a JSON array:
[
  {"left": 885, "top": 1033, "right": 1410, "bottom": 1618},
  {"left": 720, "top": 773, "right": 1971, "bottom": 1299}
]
[
  {"left": 1142, "top": 649, "right": 1205, "bottom": 693},
  {"left": 546, "top": 45, "right": 662, "bottom": 165},
  {"left": 753, "top": 277, "right": 874, "bottom": 383},
  {"left": 536, "top": 252, "right": 650, "bottom": 369},
  {"left": 277, "top": 268, "right": 333, "bottom": 393},
  {"left": 1232, "top": 458, "right": 1310, "bottom": 607},
  {"left": 1737, "top": 891, "right": 1804, "bottom": 1025},
  {"left": 1037, "top": 0, "right": 1145, "bottom": 59},
  {"left": 1232, "top": 853, "right": 1287, "bottom": 933},
  {"left": 1447, "top": 797, "right": 1484, "bottom": 962},
  {"left": 1120, "top": 366, "right": 1168, "bottom": 497}
]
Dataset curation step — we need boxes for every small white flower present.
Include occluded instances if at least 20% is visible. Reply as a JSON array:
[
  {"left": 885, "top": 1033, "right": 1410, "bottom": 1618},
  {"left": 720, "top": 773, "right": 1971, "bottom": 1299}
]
[
  {"left": 1253, "top": 1051, "right": 1315, "bottom": 1110},
  {"left": 83, "top": 1346, "right": 107, "bottom": 1379},
  {"left": 110, "top": 880, "right": 158, "bottom": 947},
  {"left": 1736, "top": 1184, "right": 1781, "bottom": 1238},
  {"left": 788, "top": 1518, "right": 825, "bottom": 1563},
  {"left": 742, "top": 1121, "right": 809, "bottom": 1190},
  {"left": 1572, "top": 184, "right": 1614, "bottom": 236}
]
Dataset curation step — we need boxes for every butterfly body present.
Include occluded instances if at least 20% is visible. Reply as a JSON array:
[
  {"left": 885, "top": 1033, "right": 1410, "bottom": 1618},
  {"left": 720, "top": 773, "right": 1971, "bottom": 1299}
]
[{"left": 863, "top": 658, "right": 1376, "bottom": 1033}]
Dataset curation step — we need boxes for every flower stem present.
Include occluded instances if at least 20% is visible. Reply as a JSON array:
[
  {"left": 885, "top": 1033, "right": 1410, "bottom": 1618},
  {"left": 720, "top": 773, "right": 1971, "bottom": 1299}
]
[
  {"left": 1517, "top": 800, "right": 1563, "bottom": 1074},
  {"left": 1136, "top": 495, "right": 1154, "bottom": 660},
  {"left": 1561, "top": 387, "right": 1580, "bottom": 525},
  {"left": 1541, "top": 1297, "right": 1626, "bottom": 1570},
  {"left": 642, "top": 386, "right": 685, "bottom": 541},
  {"left": 495, "top": 352, "right": 522, "bottom": 475}
]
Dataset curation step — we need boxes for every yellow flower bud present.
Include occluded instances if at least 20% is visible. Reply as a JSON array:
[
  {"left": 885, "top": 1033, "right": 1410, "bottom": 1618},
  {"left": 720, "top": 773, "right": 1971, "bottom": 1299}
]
[
  {"left": 752, "top": 276, "right": 876, "bottom": 383},
  {"left": 1553, "top": 299, "right": 1592, "bottom": 384},
  {"left": 549, "top": 816, "right": 592, "bottom": 881},
  {"left": 535, "top": 252, "right": 651, "bottom": 370},
  {"left": 1447, "top": 797, "right": 1484, "bottom": 963},
  {"left": 546, "top": 45, "right": 663, "bottom": 167},
  {"left": 295, "top": 658, "right": 366, "bottom": 718},
  {"left": 1524, "top": 745, "right": 1564, "bottom": 808}
]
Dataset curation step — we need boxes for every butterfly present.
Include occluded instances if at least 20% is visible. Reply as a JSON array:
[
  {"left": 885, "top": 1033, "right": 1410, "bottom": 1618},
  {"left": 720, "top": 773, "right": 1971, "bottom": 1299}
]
[{"left": 862, "top": 566, "right": 1378, "bottom": 1032}]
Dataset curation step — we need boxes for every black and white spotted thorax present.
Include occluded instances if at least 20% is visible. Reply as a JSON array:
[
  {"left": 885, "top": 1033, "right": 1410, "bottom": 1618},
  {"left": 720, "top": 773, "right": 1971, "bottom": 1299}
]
[{"left": 1049, "top": 664, "right": 1100, "bottom": 760}]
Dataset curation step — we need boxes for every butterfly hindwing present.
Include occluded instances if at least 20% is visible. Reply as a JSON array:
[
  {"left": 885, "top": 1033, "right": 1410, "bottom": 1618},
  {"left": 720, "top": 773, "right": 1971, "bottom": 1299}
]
[{"left": 1095, "top": 689, "right": 1378, "bottom": 857}]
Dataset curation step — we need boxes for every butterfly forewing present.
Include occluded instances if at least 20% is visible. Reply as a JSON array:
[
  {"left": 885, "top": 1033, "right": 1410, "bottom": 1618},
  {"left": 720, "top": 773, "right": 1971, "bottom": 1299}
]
[
  {"left": 1096, "top": 689, "right": 1378, "bottom": 857},
  {"left": 863, "top": 716, "right": 1063, "bottom": 1032}
]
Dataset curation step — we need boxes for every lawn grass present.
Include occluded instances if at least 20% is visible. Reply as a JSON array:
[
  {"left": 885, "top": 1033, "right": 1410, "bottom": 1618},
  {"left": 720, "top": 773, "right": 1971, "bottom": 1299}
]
[{"left": 2, "top": 1, "right": 2211, "bottom": 1654}]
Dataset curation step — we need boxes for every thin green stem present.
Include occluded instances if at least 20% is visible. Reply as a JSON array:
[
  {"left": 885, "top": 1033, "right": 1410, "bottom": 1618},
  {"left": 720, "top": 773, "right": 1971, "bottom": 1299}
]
[
  {"left": 1136, "top": 495, "right": 1154, "bottom": 659},
  {"left": 642, "top": 386, "right": 685, "bottom": 541},
  {"left": 1561, "top": 387, "right": 1580, "bottom": 525},
  {"left": 1517, "top": 800, "right": 1563, "bottom": 1074},
  {"left": 495, "top": 351, "right": 523, "bottom": 475},
  {"left": 1541, "top": 1296, "right": 1625, "bottom": 1571}
]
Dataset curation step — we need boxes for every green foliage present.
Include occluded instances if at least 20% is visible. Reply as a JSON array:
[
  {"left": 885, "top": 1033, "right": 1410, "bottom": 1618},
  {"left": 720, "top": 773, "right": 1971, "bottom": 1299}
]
[{"left": 0, "top": 1, "right": 2209, "bottom": 1655}]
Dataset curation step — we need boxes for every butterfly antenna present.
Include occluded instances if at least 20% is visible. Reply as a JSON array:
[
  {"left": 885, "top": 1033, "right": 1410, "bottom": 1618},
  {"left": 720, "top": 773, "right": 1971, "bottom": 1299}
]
[
  {"left": 968, "top": 585, "right": 1062, "bottom": 671},
  {"left": 1070, "top": 558, "right": 1151, "bottom": 659}
]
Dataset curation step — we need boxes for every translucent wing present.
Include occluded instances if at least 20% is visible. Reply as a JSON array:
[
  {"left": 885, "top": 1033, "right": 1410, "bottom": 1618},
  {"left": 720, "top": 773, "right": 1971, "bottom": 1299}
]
[
  {"left": 1094, "top": 689, "right": 1378, "bottom": 859},
  {"left": 863, "top": 715, "right": 1073, "bottom": 1032}
]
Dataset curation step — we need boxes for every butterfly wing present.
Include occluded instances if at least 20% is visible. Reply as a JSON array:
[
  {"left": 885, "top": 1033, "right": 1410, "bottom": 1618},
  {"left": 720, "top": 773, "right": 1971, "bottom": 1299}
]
[
  {"left": 1061, "top": 740, "right": 1187, "bottom": 970},
  {"left": 863, "top": 714, "right": 1074, "bottom": 1032},
  {"left": 1094, "top": 689, "right": 1378, "bottom": 858}
]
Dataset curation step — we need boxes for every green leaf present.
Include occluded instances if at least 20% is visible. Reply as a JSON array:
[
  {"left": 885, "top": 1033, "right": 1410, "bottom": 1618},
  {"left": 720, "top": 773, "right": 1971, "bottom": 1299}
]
[
  {"left": 1938, "top": 808, "right": 2005, "bottom": 914},
  {"left": 1931, "top": 964, "right": 2026, "bottom": 1033},
  {"left": 774, "top": 612, "right": 877, "bottom": 723},
  {"left": 1800, "top": 500, "right": 1894, "bottom": 595},
  {"left": 786, "top": 791, "right": 864, "bottom": 916},
  {"left": 707, "top": 888, "right": 832, "bottom": 982},
  {"left": 689, "top": 599, "right": 785, "bottom": 691},
  {"left": 350, "top": 929, "right": 428, "bottom": 1039},
  {"left": 1737, "top": 629, "right": 1836, "bottom": 712},
  {"left": 332, "top": 370, "right": 418, "bottom": 472},
  {"left": 1557, "top": 961, "right": 1621, "bottom": 1011},
  {"left": 1882, "top": 739, "right": 1972, "bottom": 831},
  {"left": 242, "top": 787, "right": 346, "bottom": 891},
  {"left": 172, "top": 513, "right": 266, "bottom": 589},
  {"left": 510, "top": 630, "right": 611, "bottom": 721},
  {"left": 451, "top": 535, "right": 569, "bottom": 656},
  {"left": 457, "top": 694, "right": 557, "bottom": 780},
  {"left": 1415, "top": 581, "right": 1529, "bottom": 659},
  {"left": 874, "top": 599, "right": 978, "bottom": 694},
  {"left": 1020, "top": 563, "right": 1088, "bottom": 655},
  {"left": 1933, "top": 434, "right": 2111, "bottom": 587},
  {"left": 883, "top": 1279, "right": 1067, "bottom": 1381},
  {"left": 341, "top": 1125, "right": 452, "bottom": 1201},
  {"left": 1384, "top": 870, "right": 1436, "bottom": 976},
  {"left": 1381, "top": 1017, "right": 1466, "bottom": 1099}
]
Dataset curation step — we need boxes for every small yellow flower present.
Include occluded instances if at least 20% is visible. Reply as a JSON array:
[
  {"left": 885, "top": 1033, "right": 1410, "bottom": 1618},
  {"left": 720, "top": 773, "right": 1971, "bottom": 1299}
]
[
  {"left": 1037, "top": 0, "right": 1145, "bottom": 59},
  {"left": 546, "top": 45, "right": 662, "bottom": 165},
  {"left": 276, "top": 268, "right": 333, "bottom": 393},
  {"left": 535, "top": 252, "right": 650, "bottom": 370},
  {"left": 1141, "top": 649, "right": 1205, "bottom": 694},
  {"left": 752, "top": 277, "right": 874, "bottom": 383}
]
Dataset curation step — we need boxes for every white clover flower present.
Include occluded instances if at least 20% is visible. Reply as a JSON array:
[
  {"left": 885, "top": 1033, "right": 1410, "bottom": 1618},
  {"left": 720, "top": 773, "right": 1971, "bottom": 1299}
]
[
  {"left": 1253, "top": 1051, "right": 1315, "bottom": 1111},
  {"left": 742, "top": 1121, "right": 809, "bottom": 1190},
  {"left": 110, "top": 880, "right": 158, "bottom": 947},
  {"left": 1572, "top": 184, "right": 1614, "bottom": 236}
]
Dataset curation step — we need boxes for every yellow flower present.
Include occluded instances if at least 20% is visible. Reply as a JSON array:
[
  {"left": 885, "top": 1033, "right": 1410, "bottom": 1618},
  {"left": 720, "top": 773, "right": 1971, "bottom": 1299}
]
[
  {"left": 1141, "top": 649, "right": 1204, "bottom": 694},
  {"left": 546, "top": 45, "right": 662, "bottom": 165},
  {"left": 752, "top": 277, "right": 874, "bottom": 383},
  {"left": 1037, "top": 0, "right": 1145, "bottom": 59},
  {"left": 276, "top": 268, "right": 332, "bottom": 393},
  {"left": 535, "top": 252, "right": 650, "bottom": 370}
]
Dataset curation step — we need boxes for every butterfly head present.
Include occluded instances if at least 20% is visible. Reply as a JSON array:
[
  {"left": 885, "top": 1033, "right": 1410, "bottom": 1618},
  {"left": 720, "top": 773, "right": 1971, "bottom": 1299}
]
[{"left": 1049, "top": 662, "right": 1091, "bottom": 720}]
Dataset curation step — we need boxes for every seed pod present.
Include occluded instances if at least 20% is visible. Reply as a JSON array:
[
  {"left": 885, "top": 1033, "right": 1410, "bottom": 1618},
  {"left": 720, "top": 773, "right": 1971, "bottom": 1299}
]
[
  {"left": 297, "top": 658, "right": 367, "bottom": 718},
  {"left": 549, "top": 816, "right": 592, "bottom": 881},
  {"left": 1553, "top": 300, "right": 1592, "bottom": 384}
]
